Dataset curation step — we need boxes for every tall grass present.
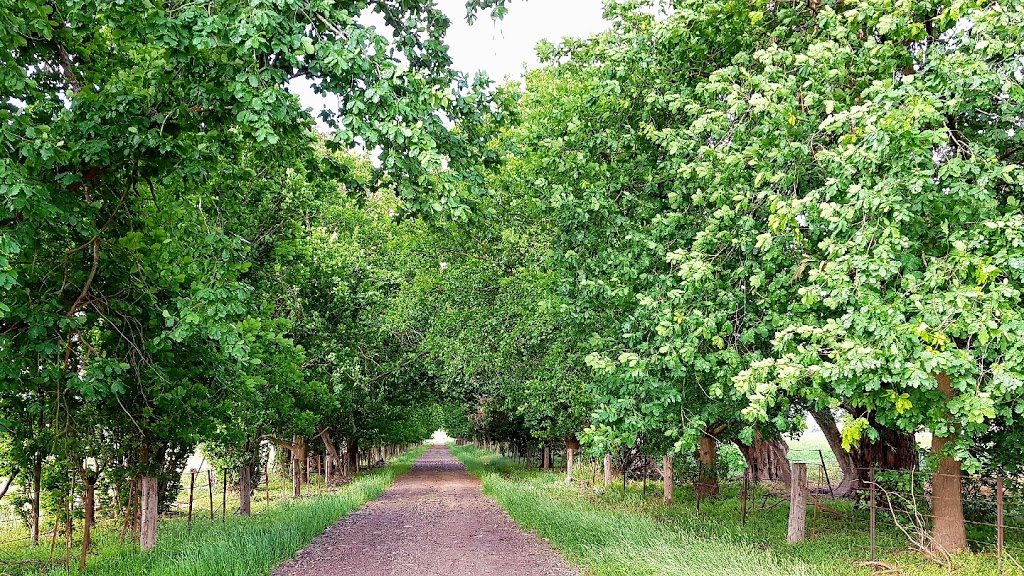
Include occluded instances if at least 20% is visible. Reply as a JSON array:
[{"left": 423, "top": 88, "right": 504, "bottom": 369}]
[
  {"left": 450, "top": 445, "right": 1011, "bottom": 576},
  {"left": 1, "top": 446, "right": 426, "bottom": 576}
]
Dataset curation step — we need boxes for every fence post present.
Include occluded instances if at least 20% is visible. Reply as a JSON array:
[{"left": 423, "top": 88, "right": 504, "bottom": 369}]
[
  {"left": 787, "top": 462, "right": 807, "bottom": 544},
  {"left": 997, "top": 476, "right": 1005, "bottom": 570},
  {"left": 566, "top": 447, "right": 574, "bottom": 483},
  {"left": 663, "top": 456, "right": 673, "bottom": 505},
  {"left": 869, "top": 467, "right": 876, "bottom": 562},
  {"left": 221, "top": 469, "right": 227, "bottom": 522},
  {"left": 604, "top": 453, "right": 612, "bottom": 487},
  {"left": 207, "top": 470, "right": 214, "bottom": 520},
  {"left": 818, "top": 450, "right": 834, "bottom": 498},
  {"left": 187, "top": 471, "right": 196, "bottom": 528},
  {"left": 741, "top": 471, "right": 749, "bottom": 525}
]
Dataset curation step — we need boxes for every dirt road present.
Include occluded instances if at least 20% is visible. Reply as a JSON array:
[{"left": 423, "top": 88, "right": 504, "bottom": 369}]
[{"left": 272, "top": 445, "right": 578, "bottom": 576}]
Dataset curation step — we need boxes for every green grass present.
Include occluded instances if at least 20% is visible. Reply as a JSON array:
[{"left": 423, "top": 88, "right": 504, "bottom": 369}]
[
  {"left": 450, "top": 445, "right": 1016, "bottom": 576},
  {"left": 0, "top": 446, "right": 426, "bottom": 576}
]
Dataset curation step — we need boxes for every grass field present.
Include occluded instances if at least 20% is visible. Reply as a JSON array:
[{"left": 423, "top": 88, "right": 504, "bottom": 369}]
[
  {"left": 0, "top": 445, "right": 426, "bottom": 576},
  {"left": 450, "top": 444, "right": 1016, "bottom": 576}
]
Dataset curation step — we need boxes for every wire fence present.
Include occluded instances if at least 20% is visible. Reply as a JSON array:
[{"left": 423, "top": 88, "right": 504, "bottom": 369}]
[
  {"left": 0, "top": 443, "right": 417, "bottom": 573},
  {"left": 467, "top": 442, "right": 1024, "bottom": 572}
]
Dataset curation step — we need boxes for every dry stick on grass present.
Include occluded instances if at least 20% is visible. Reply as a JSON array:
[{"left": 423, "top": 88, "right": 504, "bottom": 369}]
[
  {"left": 119, "top": 480, "right": 137, "bottom": 543},
  {"left": 877, "top": 474, "right": 951, "bottom": 568}
]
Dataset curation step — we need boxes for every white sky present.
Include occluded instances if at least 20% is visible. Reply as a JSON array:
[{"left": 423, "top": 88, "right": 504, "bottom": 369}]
[
  {"left": 293, "top": 0, "right": 608, "bottom": 119},
  {"left": 438, "top": 0, "right": 607, "bottom": 82}
]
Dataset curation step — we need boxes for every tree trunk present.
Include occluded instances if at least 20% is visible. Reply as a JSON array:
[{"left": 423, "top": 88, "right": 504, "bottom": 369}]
[
  {"left": 812, "top": 409, "right": 860, "bottom": 497},
  {"left": 603, "top": 454, "right": 612, "bottom": 487},
  {"left": 695, "top": 433, "right": 720, "bottom": 498},
  {"left": 30, "top": 456, "right": 41, "bottom": 545},
  {"left": 846, "top": 406, "right": 920, "bottom": 472},
  {"left": 663, "top": 456, "right": 674, "bottom": 504},
  {"left": 565, "top": 434, "right": 580, "bottom": 483},
  {"left": 735, "top": 432, "right": 792, "bottom": 487},
  {"left": 292, "top": 437, "right": 305, "bottom": 497},
  {"left": 346, "top": 437, "right": 359, "bottom": 476},
  {"left": 543, "top": 445, "right": 550, "bottom": 471},
  {"left": 80, "top": 478, "right": 95, "bottom": 571},
  {"left": 813, "top": 409, "right": 918, "bottom": 498},
  {"left": 139, "top": 476, "right": 159, "bottom": 551},
  {"left": 930, "top": 373, "right": 967, "bottom": 553},
  {"left": 239, "top": 462, "right": 252, "bottom": 517},
  {"left": 320, "top": 431, "right": 340, "bottom": 481}
]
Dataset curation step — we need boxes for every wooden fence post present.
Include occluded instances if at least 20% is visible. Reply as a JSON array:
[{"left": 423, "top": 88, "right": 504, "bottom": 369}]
[
  {"left": 566, "top": 447, "right": 574, "bottom": 483},
  {"left": 604, "top": 454, "right": 612, "bottom": 487},
  {"left": 187, "top": 471, "right": 196, "bottom": 528},
  {"left": 663, "top": 456, "right": 674, "bottom": 505},
  {"left": 869, "top": 467, "right": 876, "bottom": 561},
  {"left": 787, "top": 463, "right": 807, "bottom": 544},
  {"left": 998, "top": 476, "right": 1005, "bottom": 571},
  {"left": 741, "top": 472, "right": 749, "bottom": 525},
  {"left": 543, "top": 445, "right": 551, "bottom": 471},
  {"left": 221, "top": 469, "right": 227, "bottom": 521},
  {"left": 818, "top": 450, "right": 834, "bottom": 498},
  {"left": 207, "top": 470, "right": 214, "bottom": 520}
]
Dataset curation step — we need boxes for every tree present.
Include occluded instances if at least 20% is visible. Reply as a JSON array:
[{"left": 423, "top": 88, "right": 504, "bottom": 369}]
[
  {"left": 734, "top": 0, "right": 1024, "bottom": 552},
  {"left": 2, "top": 0, "right": 508, "bottom": 548}
]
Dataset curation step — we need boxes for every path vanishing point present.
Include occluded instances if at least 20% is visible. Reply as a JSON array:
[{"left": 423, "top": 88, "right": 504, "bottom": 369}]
[{"left": 272, "top": 445, "right": 578, "bottom": 576}]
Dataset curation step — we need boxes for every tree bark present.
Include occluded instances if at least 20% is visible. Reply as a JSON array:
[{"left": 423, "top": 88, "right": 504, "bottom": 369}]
[
  {"left": 139, "top": 476, "right": 159, "bottom": 551},
  {"left": 565, "top": 434, "right": 580, "bottom": 483},
  {"left": 543, "top": 445, "right": 550, "bottom": 471},
  {"left": 80, "top": 478, "right": 95, "bottom": 571},
  {"left": 320, "top": 430, "right": 341, "bottom": 481},
  {"left": 813, "top": 408, "right": 918, "bottom": 498},
  {"left": 846, "top": 406, "right": 920, "bottom": 471},
  {"left": 695, "top": 432, "right": 720, "bottom": 498},
  {"left": 735, "top": 432, "right": 791, "bottom": 487},
  {"left": 346, "top": 437, "right": 359, "bottom": 477},
  {"left": 239, "top": 462, "right": 252, "bottom": 517},
  {"left": 812, "top": 409, "right": 860, "bottom": 496},
  {"left": 930, "top": 373, "right": 967, "bottom": 553},
  {"left": 603, "top": 454, "right": 612, "bottom": 487}
]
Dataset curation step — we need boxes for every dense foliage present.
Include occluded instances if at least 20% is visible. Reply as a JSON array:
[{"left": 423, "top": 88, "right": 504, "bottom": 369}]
[{"left": 2, "top": 0, "right": 1022, "bottom": 562}]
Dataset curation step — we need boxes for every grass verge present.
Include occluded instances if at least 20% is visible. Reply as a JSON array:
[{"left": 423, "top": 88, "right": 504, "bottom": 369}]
[
  {"left": 1, "top": 445, "right": 426, "bottom": 576},
  {"left": 450, "top": 444, "right": 1012, "bottom": 576}
]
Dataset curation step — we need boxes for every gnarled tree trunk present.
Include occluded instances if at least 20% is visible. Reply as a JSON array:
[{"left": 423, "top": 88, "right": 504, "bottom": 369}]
[
  {"left": 735, "top": 432, "right": 791, "bottom": 487},
  {"left": 319, "top": 430, "right": 340, "bottom": 482},
  {"left": 813, "top": 409, "right": 918, "bottom": 498}
]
